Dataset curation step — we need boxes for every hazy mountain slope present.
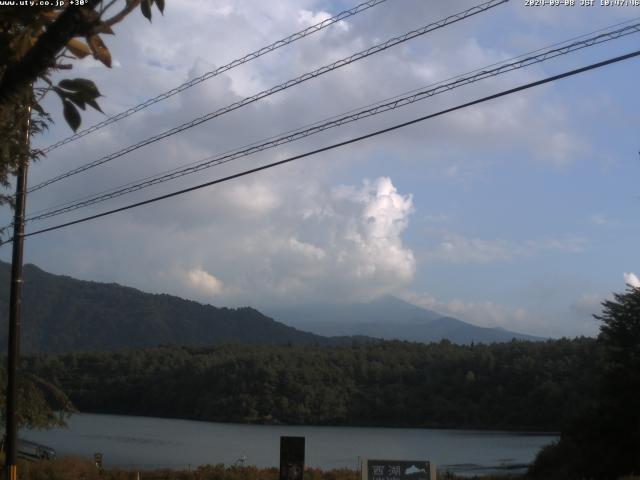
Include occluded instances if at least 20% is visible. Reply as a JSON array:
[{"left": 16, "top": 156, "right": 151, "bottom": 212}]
[
  {"left": 266, "top": 295, "right": 544, "bottom": 344},
  {"left": 0, "top": 261, "right": 336, "bottom": 352}
]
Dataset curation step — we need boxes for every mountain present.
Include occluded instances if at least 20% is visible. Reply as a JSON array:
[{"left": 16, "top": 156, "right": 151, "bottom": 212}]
[
  {"left": 265, "top": 294, "right": 545, "bottom": 344},
  {"left": 0, "top": 261, "right": 542, "bottom": 352},
  {"left": 0, "top": 261, "right": 350, "bottom": 353}
]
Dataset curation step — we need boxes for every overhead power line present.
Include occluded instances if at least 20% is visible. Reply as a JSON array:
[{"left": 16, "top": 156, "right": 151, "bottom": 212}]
[
  {"left": 40, "top": 0, "right": 390, "bottom": 154},
  {"left": 28, "top": 0, "right": 508, "bottom": 194},
  {"left": 25, "top": 17, "right": 640, "bottom": 221},
  {"left": 2, "top": 49, "right": 637, "bottom": 245},
  {"left": 23, "top": 20, "right": 640, "bottom": 223}
]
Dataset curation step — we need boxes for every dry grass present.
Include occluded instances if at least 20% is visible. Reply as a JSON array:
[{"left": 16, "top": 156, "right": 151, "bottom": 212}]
[{"left": 7, "top": 457, "right": 639, "bottom": 480}]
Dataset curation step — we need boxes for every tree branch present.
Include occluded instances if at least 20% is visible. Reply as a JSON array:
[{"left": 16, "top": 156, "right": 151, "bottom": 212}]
[
  {"left": 103, "top": 0, "right": 142, "bottom": 28},
  {"left": 100, "top": 0, "right": 119, "bottom": 15},
  {"left": 0, "top": 0, "right": 101, "bottom": 110}
]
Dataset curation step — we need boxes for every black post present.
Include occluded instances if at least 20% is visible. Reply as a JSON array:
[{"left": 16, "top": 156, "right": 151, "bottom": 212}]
[
  {"left": 5, "top": 104, "right": 30, "bottom": 480},
  {"left": 279, "top": 436, "right": 305, "bottom": 480}
]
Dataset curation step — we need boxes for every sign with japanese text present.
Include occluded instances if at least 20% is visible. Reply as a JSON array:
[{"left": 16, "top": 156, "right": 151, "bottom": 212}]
[{"left": 361, "top": 459, "right": 436, "bottom": 480}]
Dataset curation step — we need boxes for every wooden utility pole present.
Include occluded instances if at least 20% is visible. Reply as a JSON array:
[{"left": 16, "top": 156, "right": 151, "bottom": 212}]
[{"left": 5, "top": 103, "right": 31, "bottom": 480}]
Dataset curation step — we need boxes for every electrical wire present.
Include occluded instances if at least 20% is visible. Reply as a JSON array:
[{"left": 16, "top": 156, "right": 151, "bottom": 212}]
[
  {"left": 28, "top": 13, "right": 640, "bottom": 221},
  {"left": 22, "top": 20, "right": 640, "bottom": 223},
  {"left": 27, "top": 0, "right": 509, "bottom": 194},
  {"left": 40, "top": 0, "right": 391, "bottom": 154},
  {"left": 25, "top": 15, "right": 640, "bottom": 220},
  {"left": 1, "top": 48, "right": 636, "bottom": 245}
]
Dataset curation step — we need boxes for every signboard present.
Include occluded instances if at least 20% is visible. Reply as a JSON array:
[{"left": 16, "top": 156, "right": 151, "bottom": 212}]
[
  {"left": 280, "top": 436, "right": 305, "bottom": 480},
  {"left": 361, "top": 459, "right": 436, "bottom": 480}
]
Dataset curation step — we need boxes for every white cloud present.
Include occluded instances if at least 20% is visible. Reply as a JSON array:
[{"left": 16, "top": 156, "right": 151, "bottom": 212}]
[
  {"left": 571, "top": 293, "right": 604, "bottom": 317},
  {"left": 216, "top": 175, "right": 415, "bottom": 302},
  {"left": 402, "top": 292, "right": 537, "bottom": 333},
  {"left": 223, "top": 182, "right": 281, "bottom": 216},
  {"left": 298, "top": 9, "right": 332, "bottom": 27},
  {"left": 287, "top": 237, "right": 326, "bottom": 261},
  {"left": 588, "top": 214, "right": 615, "bottom": 227},
  {"left": 402, "top": 290, "right": 606, "bottom": 338},
  {"left": 538, "top": 131, "right": 587, "bottom": 167},
  {"left": 186, "top": 267, "right": 224, "bottom": 296},
  {"left": 624, "top": 272, "right": 640, "bottom": 288},
  {"left": 423, "top": 231, "right": 587, "bottom": 264},
  {"left": 27, "top": 175, "right": 415, "bottom": 306},
  {"left": 568, "top": 293, "right": 608, "bottom": 337},
  {"left": 428, "top": 234, "right": 515, "bottom": 264}
]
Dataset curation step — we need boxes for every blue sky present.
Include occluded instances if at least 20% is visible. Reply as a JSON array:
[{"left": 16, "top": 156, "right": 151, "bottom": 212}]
[{"left": 1, "top": 0, "right": 639, "bottom": 337}]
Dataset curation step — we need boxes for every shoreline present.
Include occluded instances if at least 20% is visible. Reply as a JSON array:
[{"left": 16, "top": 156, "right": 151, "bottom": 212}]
[{"left": 65, "top": 411, "right": 560, "bottom": 435}]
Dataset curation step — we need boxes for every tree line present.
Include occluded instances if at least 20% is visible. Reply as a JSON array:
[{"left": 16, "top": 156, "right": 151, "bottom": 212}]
[{"left": 21, "top": 337, "right": 599, "bottom": 431}]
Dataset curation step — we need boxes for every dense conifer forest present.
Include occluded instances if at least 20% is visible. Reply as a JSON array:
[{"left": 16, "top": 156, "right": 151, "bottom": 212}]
[{"left": 23, "top": 338, "right": 598, "bottom": 431}]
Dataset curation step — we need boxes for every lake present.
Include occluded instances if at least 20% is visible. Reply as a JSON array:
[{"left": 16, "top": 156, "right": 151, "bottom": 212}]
[{"left": 22, "top": 413, "right": 556, "bottom": 477}]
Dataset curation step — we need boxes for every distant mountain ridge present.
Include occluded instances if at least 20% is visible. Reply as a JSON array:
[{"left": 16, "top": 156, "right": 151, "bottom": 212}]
[
  {"left": 0, "top": 261, "right": 542, "bottom": 352},
  {"left": 266, "top": 294, "right": 544, "bottom": 344},
  {"left": 0, "top": 261, "right": 347, "bottom": 353}
]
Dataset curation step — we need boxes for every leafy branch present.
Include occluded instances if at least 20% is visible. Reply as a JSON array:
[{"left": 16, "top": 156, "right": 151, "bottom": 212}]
[{"left": 0, "top": 0, "right": 166, "bottom": 209}]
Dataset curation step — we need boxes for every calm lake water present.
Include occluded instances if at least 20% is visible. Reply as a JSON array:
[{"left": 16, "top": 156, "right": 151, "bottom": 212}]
[{"left": 23, "top": 413, "right": 556, "bottom": 476}]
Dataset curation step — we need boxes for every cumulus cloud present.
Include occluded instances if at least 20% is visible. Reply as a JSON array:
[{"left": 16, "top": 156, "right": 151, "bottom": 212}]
[
  {"left": 29, "top": 175, "right": 415, "bottom": 306},
  {"left": 186, "top": 267, "right": 224, "bottom": 296},
  {"left": 220, "top": 175, "right": 415, "bottom": 302},
  {"left": 331, "top": 177, "right": 415, "bottom": 282},
  {"left": 238, "top": 175, "right": 416, "bottom": 302},
  {"left": 624, "top": 272, "right": 640, "bottom": 288}
]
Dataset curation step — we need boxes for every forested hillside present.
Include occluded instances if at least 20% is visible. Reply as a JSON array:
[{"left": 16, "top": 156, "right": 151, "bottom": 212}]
[
  {"left": 24, "top": 338, "right": 598, "bottom": 431},
  {"left": 0, "top": 262, "right": 344, "bottom": 352}
]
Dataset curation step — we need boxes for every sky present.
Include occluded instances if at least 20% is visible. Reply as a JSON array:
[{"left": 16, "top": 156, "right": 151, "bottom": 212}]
[{"left": 1, "top": 0, "right": 639, "bottom": 338}]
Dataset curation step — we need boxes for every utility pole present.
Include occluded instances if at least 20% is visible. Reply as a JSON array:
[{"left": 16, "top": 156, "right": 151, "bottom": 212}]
[{"left": 5, "top": 101, "right": 31, "bottom": 480}]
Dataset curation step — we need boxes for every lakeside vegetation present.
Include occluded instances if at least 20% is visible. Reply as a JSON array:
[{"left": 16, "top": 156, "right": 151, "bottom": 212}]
[
  {"left": 3, "top": 456, "right": 528, "bottom": 480},
  {"left": 22, "top": 337, "right": 598, "bottom": 431},
  {"left": 8, "top": 457, "right": 640, "bottom": 480}
]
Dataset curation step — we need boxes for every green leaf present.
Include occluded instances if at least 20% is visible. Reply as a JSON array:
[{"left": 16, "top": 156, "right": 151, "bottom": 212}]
[
  {"left": 58, "top": 78, "right": 82, "bottom": 91},
  {"left": 58, "top": 78, "right": 101, "bottom": 98},
  {"left": 141, "top": 0, "right": 152, "bottom": 21},
  {"left": 67, "top": 92, "right": 87, "bottom": 110},
  {"left": 52, "top": 86, "right": 67, "bottom": 99},
  {"left": 155, "top": 0, "right": 165, "bottom": 14},
  {"left": 62, "top": 99, "right": 81, "bottom": 132},
  {"left": 86, "top": 98, "right": 103, "bottom": 113}
]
